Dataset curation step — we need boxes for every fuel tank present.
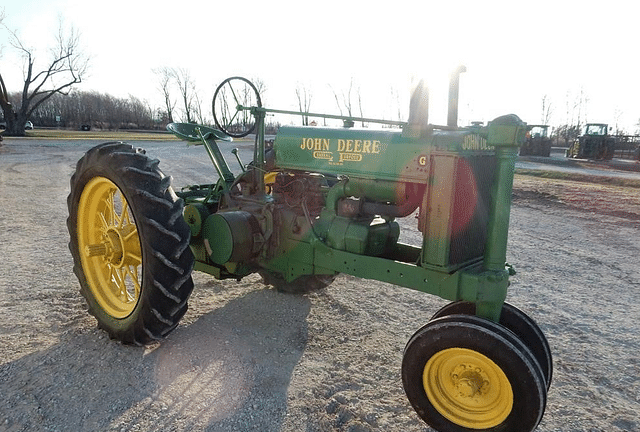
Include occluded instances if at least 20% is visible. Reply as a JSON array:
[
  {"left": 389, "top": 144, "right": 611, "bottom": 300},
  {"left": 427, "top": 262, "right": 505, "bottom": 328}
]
[{"left": 272, "top": 126, "right": 493, "bottom": 183}]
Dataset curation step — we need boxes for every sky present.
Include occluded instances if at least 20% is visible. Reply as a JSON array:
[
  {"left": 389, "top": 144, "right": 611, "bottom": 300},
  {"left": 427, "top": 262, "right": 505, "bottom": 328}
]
[{"left": 2, "top": 0, "right": 639, "bottom": 132}]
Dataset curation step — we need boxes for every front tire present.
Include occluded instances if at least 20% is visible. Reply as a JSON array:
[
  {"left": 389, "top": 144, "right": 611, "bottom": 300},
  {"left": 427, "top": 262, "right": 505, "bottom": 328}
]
[
  {"left": 402, "top": 315, "right": 547, "bottom": 431},
  {"left": 431, "top": 301, "right": 553, "bottom": 389},
  {"left": 67, "top": 142, "right": 194, "bottom": 345}
]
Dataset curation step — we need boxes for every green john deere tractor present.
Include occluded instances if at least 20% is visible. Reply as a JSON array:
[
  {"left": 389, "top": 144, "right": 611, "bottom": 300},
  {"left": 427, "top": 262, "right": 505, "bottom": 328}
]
[
  {"left": 566, "top": 123, "right": 615, "bottom": 160},
  {"left": 521, "top": 124, "right": 552, "bottom": 157},
  {"left": 68, "top": 71, "right": 552, "bottom": 432}
]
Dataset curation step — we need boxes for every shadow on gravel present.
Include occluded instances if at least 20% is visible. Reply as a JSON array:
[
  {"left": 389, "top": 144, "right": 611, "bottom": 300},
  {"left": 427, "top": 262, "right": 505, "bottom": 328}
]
[{"left": 0, "top": 288, "right": 310, "bottom": 432}]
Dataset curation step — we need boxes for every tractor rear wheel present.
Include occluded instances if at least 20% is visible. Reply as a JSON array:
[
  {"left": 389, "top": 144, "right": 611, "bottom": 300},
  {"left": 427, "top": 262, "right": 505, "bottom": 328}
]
[
  {"left": 402, "top": 314, "right": 547, "bottom": 431},
  {"left": 67, "top": 142, "right": 194, "bottom": 345}
]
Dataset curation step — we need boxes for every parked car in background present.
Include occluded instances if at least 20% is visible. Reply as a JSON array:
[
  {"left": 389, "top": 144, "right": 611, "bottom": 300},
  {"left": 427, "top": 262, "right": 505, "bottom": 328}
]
[{"left": 0, "top": 121, "right": 35, "bottom": 130}]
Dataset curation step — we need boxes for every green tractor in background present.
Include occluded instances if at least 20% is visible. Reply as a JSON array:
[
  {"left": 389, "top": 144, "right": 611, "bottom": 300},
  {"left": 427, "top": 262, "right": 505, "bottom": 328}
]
[
  {"left": 566, "top": 123, "right": 615, "bottom": 160},
  {"left": 521, "top": 124, "right": 552, "bottom": 157},
  {"left": 67, "top": 71, "right": 552, "bottom": 432}
]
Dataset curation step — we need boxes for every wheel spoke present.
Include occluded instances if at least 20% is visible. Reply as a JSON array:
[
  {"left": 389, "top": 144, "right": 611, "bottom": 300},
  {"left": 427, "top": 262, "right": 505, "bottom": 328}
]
[
  {"left": 122, "top": 223, "right": 138, "bottom": 243},
  {"left": 125, "top": 265, "right": 141, "bottom": 300},
  {"left": 98, "top": 212, "right": 109, "bottom": 232},
  {"left": 125, "top": 250, "right": 142, "bottom": 267},
  {"left": 228, "top": 107, "right": 240, "bottom": 126},
  {"left": 122, "top": 225, "right": 137, "bottom": 241},
  {"left": 117, "top": 190, "right": 129, "bottom": 228},
  {"left": 106, "top": 188, "right": 117, "bottom": 226},
  {"left": 110, "top": 266, "right": 127, "bottom": 300},
  {"left": 228, "top": 82, "right": 240, "bottom": 106}
]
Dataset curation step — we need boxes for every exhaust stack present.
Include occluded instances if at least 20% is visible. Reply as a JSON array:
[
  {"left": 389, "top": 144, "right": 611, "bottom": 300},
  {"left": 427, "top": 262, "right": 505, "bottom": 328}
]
[
  {"left": 447, "top": 65, "right": 466, "bottom": 127},
  {"left": 405, "top": 79, "right": 429, "bottom": 137}
]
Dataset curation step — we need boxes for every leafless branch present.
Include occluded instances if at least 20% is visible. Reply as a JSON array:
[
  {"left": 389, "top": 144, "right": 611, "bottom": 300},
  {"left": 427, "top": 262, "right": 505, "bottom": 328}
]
[
  {"left": 0, "top": 16, "right": 88, "bottom": 134},
  {"left": 295, "top": 83, "right": 312, "bottom": 125},
  {"left": 172, "top": 68, "right": 195, "bottom": 123},
  {"left": 154, "top": 67, "right": 176, "bottom": 123}
]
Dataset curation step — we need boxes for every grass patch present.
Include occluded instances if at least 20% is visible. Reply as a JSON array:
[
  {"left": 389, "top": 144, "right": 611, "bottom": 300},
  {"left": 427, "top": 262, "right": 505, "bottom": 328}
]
[
  {"left": 16, "top": 128, "right": 253, "bottom": 143},
  {"left": 23, "top": 129, "right": 179, "bottom": 140},
  {"left": 515, "top": 168, "right": 640, "bottom": 189}
]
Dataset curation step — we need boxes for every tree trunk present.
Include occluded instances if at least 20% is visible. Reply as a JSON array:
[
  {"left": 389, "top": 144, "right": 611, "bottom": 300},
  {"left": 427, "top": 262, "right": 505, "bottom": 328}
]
[{"left": 3, "top": 108, "right": 26, "bottom": 136}]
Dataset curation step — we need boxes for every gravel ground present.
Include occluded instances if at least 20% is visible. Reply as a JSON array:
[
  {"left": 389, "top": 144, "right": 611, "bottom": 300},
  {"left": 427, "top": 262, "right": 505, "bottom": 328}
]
[{"left": 0, "top": 138, "right": 639, "bottom": 432}]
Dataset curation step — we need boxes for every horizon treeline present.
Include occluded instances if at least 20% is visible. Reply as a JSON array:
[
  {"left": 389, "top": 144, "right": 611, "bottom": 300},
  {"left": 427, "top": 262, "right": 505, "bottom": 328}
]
[{"left": 5, "top": 90, "right": 166, "bottom": 130}]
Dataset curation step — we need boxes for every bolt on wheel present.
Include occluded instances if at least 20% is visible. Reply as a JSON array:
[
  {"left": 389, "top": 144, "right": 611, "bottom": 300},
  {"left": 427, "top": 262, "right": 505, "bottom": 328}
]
[{"left": 424, "top": 347, "right": 513, "bottom": 429}]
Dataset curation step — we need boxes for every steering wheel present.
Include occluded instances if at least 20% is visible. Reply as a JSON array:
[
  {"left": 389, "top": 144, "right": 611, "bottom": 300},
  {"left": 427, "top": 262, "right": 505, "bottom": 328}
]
[{"left": 212, "top": 76, "right": 262, "bottom": 138}]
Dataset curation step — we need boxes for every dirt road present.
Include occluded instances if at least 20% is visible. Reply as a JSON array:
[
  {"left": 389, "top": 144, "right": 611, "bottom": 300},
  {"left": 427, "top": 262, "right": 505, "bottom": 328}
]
[{"left": 1, "top": 138, "right": 639, "bottom": 431}]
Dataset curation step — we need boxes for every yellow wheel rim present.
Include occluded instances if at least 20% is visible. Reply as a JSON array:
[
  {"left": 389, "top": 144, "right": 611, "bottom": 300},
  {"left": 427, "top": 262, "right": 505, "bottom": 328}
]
[
  {"left": 77, "top": 177, "right": 142, "bottom": 318},
  {"left": 423, "top": 348, "right": 513, "bottom": 429}
]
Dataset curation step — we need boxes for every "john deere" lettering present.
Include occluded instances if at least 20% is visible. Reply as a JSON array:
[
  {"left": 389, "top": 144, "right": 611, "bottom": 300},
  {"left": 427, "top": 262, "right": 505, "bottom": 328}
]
[
  {"left": 300, "top": 138, "right": 382, "bottom": 154},
  {"left": 336, "top": 139, "right": 381, "bottom": 154}
]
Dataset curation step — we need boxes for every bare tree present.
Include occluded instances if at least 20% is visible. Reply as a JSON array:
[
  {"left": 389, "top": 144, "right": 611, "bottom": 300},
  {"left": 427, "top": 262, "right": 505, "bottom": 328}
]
[
  {"left": 330, "top": 85, "right": 343, "bottom": 116},
  {"left": 0, "top": 16, "right": 89, "bottom": 136},
  {"left": 127, "top": 95, "right": 153, "bottom": 129},
  {"left": 251, "top": 77, "right": 267, "bottom": 99},
  {"left": 214, "top": 84, "right": 231, "bottom": 129},
  {"left": 172, "top": 68, "right": 196, "bottom": 123},
  {"left": 341, "top": 79, "right": 354, "bottom": 117},
  {"left": 27, "top": 89, "right": 158, "bottom": 130},
  {"left": 569, "top": 87, "right": 588, "bottom": 127},
  {"left": 342, "top": 79, "right": 354, "bottom": 117},
  {"left": 295, "top": 83, "right": 312, "bottom": 125},
  {"left": 541, "top": 95, "right": 553, "bottom": 125},
  {"left": 613, "top": 108, "right": 624, "bottom": 135},
  {"left": 154, "top": 67, "right": 176, "bottom": 124},
  {"left": 386, "top": 85, "right": 404, "bottom": 124},
  {"left": 192, "top": 91, "right": 205, "bottom": 125},
  {"left": 561, "top": 87, "right": 589, "bottom": 141},
  {"left": 330, "top": 78, "right": 357, "bottom": 119},
  {"left": 357, "top": 87, "right": 365, "bottom": 127}
]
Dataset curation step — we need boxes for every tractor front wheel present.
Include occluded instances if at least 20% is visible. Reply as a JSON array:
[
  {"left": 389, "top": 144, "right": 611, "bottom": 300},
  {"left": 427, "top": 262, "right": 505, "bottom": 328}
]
[
  {"left": 67, "top": 142, "right": 194, "bottom": 345},
  {"left": 402, "top": 314, "right": 547, "bottom": 431},
  {"left": 431, "top": 301, "right": 553, "bottom": 389}
]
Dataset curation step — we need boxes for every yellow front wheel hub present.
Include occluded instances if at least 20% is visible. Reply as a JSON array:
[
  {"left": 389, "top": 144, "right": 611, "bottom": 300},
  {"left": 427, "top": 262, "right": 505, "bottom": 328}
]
[
  {"left": 423, "top": 347, "right": 513, "bottom": 429},
  {"left": 77, "top": 177, "right": 142, "bottom": 318}
]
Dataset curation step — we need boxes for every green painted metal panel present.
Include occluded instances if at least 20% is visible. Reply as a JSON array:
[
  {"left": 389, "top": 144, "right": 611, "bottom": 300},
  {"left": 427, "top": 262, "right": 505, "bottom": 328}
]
[{"left": 274, "top": 126, "right": 493, "bottom": 183}]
